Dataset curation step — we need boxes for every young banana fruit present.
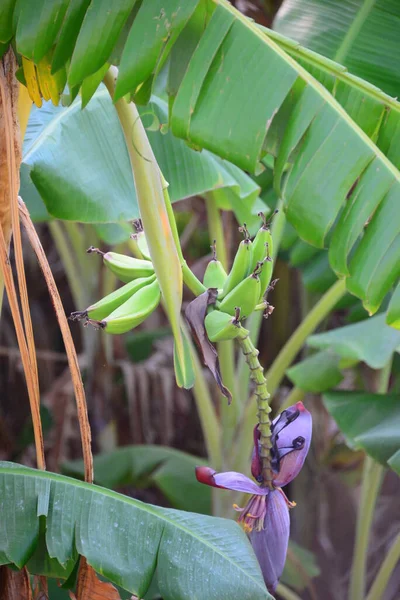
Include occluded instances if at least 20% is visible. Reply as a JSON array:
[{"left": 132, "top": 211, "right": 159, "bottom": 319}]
[
  {"left": 205, "top": 309, "right": 241, "bottom": 342},
  {"left": 69, "top": 275, "right": 156, "bottom": 322},
  {"left": 250, "top": 212, "right": 276, "bottom": 301},
  {"left": 203, "top": 241, "right": 227, "bottom": 289},
  {"left": 219, "top": 264, "right": 262, "bottom": 318},
  {"left": 87, "top": 246, "right": 154, "bottom": 283},
  {"left": 98, "top": 278, "right": 161, "bottom": 334},
  {"left": 220, "top": 225, "right": 253, "bottom": 298},
  {"left": 132, "top": 219, "right": 151, "bottom": 260}
]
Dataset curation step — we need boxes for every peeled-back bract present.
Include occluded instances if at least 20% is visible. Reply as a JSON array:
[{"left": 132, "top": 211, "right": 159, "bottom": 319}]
[
  {"left": 272, "top": 402, "right": 312, "bottom": 487},
  {"left": 249, "top": 489, "right": 290, "bottom": 593}
]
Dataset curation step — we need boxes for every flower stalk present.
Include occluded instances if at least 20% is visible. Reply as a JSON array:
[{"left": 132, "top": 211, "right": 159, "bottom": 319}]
[{"left": 236, "top": 326, "right": 273, "bottom": 487}]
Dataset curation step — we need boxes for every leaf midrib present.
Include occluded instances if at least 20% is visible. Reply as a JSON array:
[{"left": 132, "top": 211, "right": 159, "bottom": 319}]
[
  {"left": 0, "top": 463, "right": 267, "bottom": 595},
  {"left": 333, "top": 0, "right": 377, "bottom": 65},
  {"left": 219, "top": 0, "right": 400, "bottom": 182}
]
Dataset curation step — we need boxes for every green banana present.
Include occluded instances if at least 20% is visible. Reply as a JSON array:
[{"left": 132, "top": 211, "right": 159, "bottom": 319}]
[
  {"left": 250, "top": 212, "right": 274, "bottom": 271},
  {"left": 219, "top": 265, "right": 261, "bottom": 318},
  {"left": 69, "top": 275, "right": 156, "bottom": 322},
  {"left": 99, "top": 278, "right": 161, "bottom": 334},
  {"left": 205, "top": 309, "right": 241, "bottom": 342},
  {"left": 220, "top": 225, "right": 253, "bottom": 298},
  {"left": 87, "top": 246, "right": 154, "bottom": 283},
  {"left": 203, "top": 241, "right": 227, "bottom": 289},
  {"left": 259, "top": 248, "right": 274, "bottom": 301},
  {"left": 132, "top": 219, "right": 151, "bottom": 260}
]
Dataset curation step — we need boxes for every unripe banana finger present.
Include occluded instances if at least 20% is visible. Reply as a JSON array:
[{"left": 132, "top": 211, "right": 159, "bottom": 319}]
[
  {"left": 221, "top": 225, "right": 253, "bottom": 298},
  {"left": 132, "top": 219, "right": 151, "bottom": 260},
  {"left": 87, "top": 246, "right": 154, "bottom": 283},
  {"left": 69, "top": 275, "right": 156, "bottom": 322},
  {"left": 219, "top": 268, "right": 261, "bottom": 318},
  {"left": 259, "top": 244, "right": 274, "bottom": 301},
  {"left": 98, "top": 279, "right": 161, "bottom": 334},
  {"left": 205, "top": 310, "right": 241, "bottom": 342}
]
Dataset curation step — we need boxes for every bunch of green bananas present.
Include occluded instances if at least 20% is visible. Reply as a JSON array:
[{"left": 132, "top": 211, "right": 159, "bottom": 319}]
[
  {"left": 204, "top": 213, "right": 277, "bottom": 343},
  {"left": 69, "top": 225, "right": 161, "bottom": 334}
]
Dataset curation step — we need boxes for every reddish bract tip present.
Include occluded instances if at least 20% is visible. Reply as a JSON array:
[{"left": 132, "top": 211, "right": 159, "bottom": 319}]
[
  {"left": 195, "top": 466, "right": 219, "bottom": 488},
  {"left": 295, "top": 400, "right": 306, "bottom": 412}
]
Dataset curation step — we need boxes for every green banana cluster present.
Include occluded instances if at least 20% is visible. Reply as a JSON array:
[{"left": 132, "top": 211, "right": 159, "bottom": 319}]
[
  {"left": 70, "top": 233, "right": 161, "bottom": 334},
  {"left": 203, "top": 214, "right": 277, "bottom": 343}
]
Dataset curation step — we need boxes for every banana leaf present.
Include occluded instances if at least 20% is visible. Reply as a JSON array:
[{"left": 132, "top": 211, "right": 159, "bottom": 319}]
[{"left": 0, "top": 462, "right": 271, "bottom": 600}]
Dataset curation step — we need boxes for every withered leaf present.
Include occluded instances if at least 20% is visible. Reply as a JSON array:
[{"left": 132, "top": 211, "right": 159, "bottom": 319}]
[
  {"left": 0, "top": 566, "right": 33, "bottom": 600},
  {"left": 70, "top": 559, "right": 121, "bottom": 600},
  {"left": 185, "top": 289, "right": 232, "bottom": 403}
]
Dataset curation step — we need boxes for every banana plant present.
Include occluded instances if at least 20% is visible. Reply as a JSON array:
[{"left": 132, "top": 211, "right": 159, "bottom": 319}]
[{"left": 0, "top": 1, "right": 400, "bottom": 599}]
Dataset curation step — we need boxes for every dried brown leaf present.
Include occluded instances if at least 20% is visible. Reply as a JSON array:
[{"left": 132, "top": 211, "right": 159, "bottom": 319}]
[
  {"left": 0, "top": 51, "right": 44, "bottom": 469},
  {"left": 0, "top": 566, "right": 33, "bottom": 600},
  {"left": 71, "top": 559, "right": 121, "bottom": 600},
  {"left": 19, "top": 197, "right": 93, "bottom": 483},
  {"left": 185, "top": 289, "right": 232, "bottom": 403}
]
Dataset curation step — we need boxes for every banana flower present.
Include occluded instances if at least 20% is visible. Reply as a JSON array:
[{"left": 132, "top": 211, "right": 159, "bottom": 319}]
[{"left": 195, "top": 402, "right": 312, "bottom": 593}]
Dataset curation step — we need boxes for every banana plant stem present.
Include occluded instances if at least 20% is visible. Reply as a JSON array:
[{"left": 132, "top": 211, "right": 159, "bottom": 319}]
[
  {"left": 349, "top": 359, "right": 392, "bottom": 600},
  {"left": 349, "top": 457, "right": 384, "bottom": 600},
  {"left": 266, "top": 278, "right": 347, "bottom": 396},
  {"left": 237, "top": 327, "right": 273, "bottom": 486},
  {"left": 49, "top": 221, "right": 87, "bottom": 310},
  {"left": 365, "top": 532, "right": 400, "bottom": 600},
  {"left": 276, "top": 583, "right": 303, "bottom": 600},
  {"left": 189, "top": 332, "right": 222, "bottom": 471},
  {"left": 279, "top": 386, "right": 305, "bottom": 411},
  {"left": 162, "top": 177, "right": 206, "bottom": 297},
  {"left": 203, "top": 193, "right": 228, "bottom": 269}
]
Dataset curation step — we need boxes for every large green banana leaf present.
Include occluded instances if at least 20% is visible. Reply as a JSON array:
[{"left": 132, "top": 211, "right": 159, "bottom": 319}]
[
  {"left": 273, "top": 0, "right": 400, "bottom": 98},
  {"left": 0, "top": 462, "right": 271, "bottom": 600},
  {"left": 62, "top": 445, "right": 211, "bottom": 515},
  {"left": 5, "top": 0, "right": 400, "bottom": 314},
  {"left": 323, "top": 392, "right": 400, "bottom": 476},
  {"left": 272, "top": 0, "right": 400, "bottom": 320},
  {"left": 21, "top": 87, "right": 260, "bottom": 224}
]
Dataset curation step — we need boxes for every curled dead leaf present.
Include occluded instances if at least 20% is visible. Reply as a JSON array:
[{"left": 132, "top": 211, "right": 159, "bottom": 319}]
[
  {"left": 70, "top": 559, "right": 121, "bottom": 600},
  {"left": 185, "top": 289, "right": 232, "bottom": 403}
]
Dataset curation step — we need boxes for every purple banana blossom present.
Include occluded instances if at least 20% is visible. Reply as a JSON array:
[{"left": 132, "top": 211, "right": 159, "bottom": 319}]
[{"left": 195, "top": 401, "right": 312, "bottom": 593}]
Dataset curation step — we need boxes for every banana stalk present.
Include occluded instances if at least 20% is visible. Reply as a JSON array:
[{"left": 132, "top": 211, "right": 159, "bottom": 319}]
[
  {"left": 103, "top": 67, "right": 193, "bottom": 388},
  {"left": 236, "top": 327, "right": 273, "bottom": 487}
]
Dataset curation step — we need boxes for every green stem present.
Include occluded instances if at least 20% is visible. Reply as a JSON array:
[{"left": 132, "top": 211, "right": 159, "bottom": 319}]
[
  {"left": 49, "top": 221, "right": 87, "bottom": 309},
  {"left": 266, "top": 278, "right": 347, "bottom": 396},
  {"left": 203, "top": 193, "right": 228, "bottom": 270},
  {"left": 189, "top": 332, "right": 222, "bottom": 471},
  {"left": 237, "top": 310, "right": 263, "bottom": 406},
  {"left": 349, "top": 458, "right": 384, "bottom": 600},
  {"left": 276, "top": 583, "right": 303, "bottom": 600},
  {"left": 236, "top": 199, "right": 286, "bottom": 412},
  {"left": 162, "top": 176, "right": 206, "bottom": 297},
  {"left": 279, "top": 386, "right": 306, "bottom": 412},
  {"left": 204, "top": 195, "right": 240, "bottom": 449},
  {"left": 237, "top": 327, "right": 272, "bottom": 486},
  {"left": 349, "top": 359, "right": 392, "bottom": 600},
  {"left": 365, "top": 532, "right": 400, "bottom": 600},
  {"left": 218, "top": 340, "right": 240, "bottom": 451}
]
